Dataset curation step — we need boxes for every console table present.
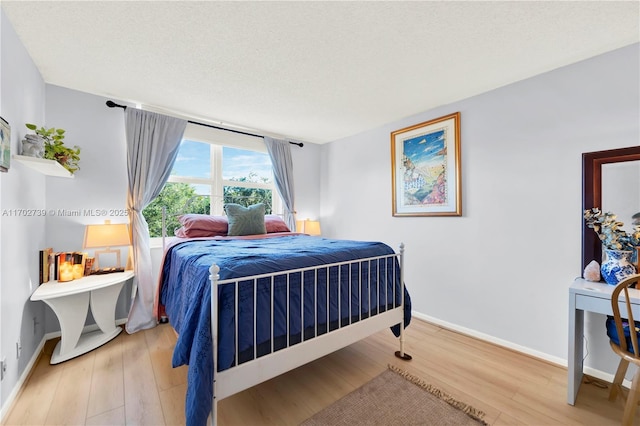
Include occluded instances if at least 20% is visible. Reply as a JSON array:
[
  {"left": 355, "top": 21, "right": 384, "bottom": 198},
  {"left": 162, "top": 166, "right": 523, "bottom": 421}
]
[
  {"left": 31, "top": 271, "right": 134, "bottom": 364},
  {"left": 568, "top": 278, "right": 640, "bottom": 404}
]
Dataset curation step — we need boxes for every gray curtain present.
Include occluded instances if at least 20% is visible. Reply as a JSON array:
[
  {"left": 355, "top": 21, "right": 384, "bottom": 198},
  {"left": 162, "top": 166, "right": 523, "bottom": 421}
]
[
  {"left": 264, "top": 137, "right": 296, "bottom": 231},
  {"left": 125, "top": 108, "right": 187, "bottom": 333}
]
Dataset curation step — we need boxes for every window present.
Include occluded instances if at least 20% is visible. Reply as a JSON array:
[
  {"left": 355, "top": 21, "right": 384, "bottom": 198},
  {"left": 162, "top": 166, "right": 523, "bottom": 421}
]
[{"left": 143, "top": 124, "right": 280, "bottom": 238}]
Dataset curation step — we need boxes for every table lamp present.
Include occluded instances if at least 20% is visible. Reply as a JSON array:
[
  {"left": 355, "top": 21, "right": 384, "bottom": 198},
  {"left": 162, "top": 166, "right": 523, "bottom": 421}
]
[
  {"left": 83, "top": 220, "right": 131, "bottom": 271},
  {"left": 296, "top": 219, "right": 321, "bottom": 236}
]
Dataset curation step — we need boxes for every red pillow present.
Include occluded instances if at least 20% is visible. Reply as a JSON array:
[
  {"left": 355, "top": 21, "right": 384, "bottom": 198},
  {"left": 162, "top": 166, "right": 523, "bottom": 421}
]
[
  {"left": 265, "top": 215, "right": 290, "bottom": 233},
  {"left": 175, "top": 214, "right": 228, "bottom": 237},
  {"left": 175, "top": 227, "right": 223, "bottom": 238}
]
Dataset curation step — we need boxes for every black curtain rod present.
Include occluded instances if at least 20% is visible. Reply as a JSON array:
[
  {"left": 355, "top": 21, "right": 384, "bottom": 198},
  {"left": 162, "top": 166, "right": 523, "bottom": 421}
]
[{"left": 106, "top": 100, "right": 303, "bottom": 147}]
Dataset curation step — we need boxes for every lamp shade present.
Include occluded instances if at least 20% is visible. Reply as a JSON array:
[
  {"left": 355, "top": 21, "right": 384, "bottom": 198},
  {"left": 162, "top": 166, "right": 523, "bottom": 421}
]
[
  {"left": 83, "top": 221, "right": 131, "bottom": 248},
  {"left": 296, "top": 219, "right": 321, "bottom": 236}
]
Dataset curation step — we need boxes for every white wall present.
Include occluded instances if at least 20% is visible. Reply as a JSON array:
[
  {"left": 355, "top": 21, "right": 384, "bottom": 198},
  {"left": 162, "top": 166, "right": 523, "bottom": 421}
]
[
  {"left": 0, "top": 8, "right": 47, "bottom": 412},
  {"left": 291, "top": 140, "right": 321, "bottom": 222},
  {"left": 43, "top": 85, "right": 131, "bottom": 332},
  {"left": 321, "top": 43, "right": 640, "bottom": 375}
]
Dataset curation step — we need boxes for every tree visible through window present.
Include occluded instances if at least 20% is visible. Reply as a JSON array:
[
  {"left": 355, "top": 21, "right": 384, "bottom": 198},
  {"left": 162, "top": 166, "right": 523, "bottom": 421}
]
[{"left": 143, "top": 139, "right": 278, "bottom": 238}]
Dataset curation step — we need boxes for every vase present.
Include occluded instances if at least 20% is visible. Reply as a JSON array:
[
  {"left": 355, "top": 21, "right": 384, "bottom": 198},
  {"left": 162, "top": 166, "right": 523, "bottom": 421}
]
[{"left": 601, "top": 249, "right": 636, "bottom": 285}]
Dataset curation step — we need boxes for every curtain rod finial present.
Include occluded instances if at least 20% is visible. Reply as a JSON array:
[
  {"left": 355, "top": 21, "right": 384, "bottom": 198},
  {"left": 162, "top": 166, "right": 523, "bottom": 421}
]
[{"left": 106, "top": 100, "right": 126, "bottom": 109}]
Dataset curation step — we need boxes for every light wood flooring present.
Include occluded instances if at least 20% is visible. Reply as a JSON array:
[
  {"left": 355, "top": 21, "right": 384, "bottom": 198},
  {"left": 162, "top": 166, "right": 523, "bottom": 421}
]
[{"left": 2, "top": 318, "right": 634, "bottom": 425}]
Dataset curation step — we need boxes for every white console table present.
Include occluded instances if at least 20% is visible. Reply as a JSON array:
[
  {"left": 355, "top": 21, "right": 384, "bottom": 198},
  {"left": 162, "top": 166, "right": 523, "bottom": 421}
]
[
  {"left": 31, "top": 271, "right": 134, "bottom": 364},
  {"left": 568, "top": 278, "right": 640, "bottom": 404}
]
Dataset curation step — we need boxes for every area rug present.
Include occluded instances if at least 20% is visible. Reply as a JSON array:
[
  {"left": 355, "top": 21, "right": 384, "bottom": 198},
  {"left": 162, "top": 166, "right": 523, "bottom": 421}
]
[{"left": 301, "top": 365, "right": 488, "bottom": 425}]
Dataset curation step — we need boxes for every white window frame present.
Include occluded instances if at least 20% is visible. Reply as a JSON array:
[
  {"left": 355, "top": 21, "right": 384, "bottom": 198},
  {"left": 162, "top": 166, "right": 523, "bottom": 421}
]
[{"left": 149, "top": 123, "right": 281, "bottom": 245}]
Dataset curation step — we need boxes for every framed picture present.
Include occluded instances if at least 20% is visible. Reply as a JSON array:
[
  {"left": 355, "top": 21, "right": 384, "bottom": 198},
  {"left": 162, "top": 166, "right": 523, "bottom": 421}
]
[
  {"left": 391, "top": 112, "right": 461, "bottom": 216},
  {"left": 0, "top": 117, "right": 10, "bottom": 172}
]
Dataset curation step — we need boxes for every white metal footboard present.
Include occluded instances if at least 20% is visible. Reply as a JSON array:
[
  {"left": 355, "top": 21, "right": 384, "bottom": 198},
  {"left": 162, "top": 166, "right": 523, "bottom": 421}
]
[{"left": 208, "top": 244, "right": 409, "bottom": 426}]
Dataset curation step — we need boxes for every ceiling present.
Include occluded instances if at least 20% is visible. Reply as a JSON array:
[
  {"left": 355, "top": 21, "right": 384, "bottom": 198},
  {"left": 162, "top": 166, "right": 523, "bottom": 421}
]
[{"left": 2, "top": 1, "right": 639, "bottom": 144}]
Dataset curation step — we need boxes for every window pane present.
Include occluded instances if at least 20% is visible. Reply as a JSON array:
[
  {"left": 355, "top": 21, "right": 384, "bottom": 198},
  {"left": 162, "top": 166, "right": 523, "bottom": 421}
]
[
  {"left": 222, "top": 147, "right": 272, "bottom": 183},
  {"left": 143, "top": 182, "right": 211, "bottom": 237},
  {"left": 223, "top": 186, "right": 272, "bottom": 214},
  {"left": 172, "top": 140, "right": 211, "bottom": 178}
]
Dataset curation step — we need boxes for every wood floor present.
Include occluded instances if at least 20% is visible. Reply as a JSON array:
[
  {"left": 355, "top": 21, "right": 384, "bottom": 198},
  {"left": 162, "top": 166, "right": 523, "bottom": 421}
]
[{"left": 2, "top": 318, "right": 634, "bottom": 425}]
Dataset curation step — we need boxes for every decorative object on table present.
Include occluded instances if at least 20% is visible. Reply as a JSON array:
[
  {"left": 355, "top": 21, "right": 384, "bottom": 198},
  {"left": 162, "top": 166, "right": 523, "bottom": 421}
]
[
  {"left": 24, "top": 123, "right": 81, "bottom": 174},
  {"left": 584, "top": 208, "right": 640, "bottom": 285},
  {"left": 71, "top": 252, "right": 85, "bottom": 279},
  {"left": 0, "top": 117, "right": 10, "bottom": 172},
  {"left": 57, "top": 253, "right": 75, "bottom": 282},
  {"left": 391, "top": 112, "right": 461, "bottom": 217},
  {"left": 83, "top": 220, "right": 131, "bottom": 272},
  {"left": 601, "top": 249, "right": 636, "bottom": 286},
  {"left": 583, "top": 260, "right": 601, "bottom": 282},
  {"left": 84, "top": 257, "right": 94, "bottom": 276},
  {"left": 21, "top": 134, "right": 44, "bottom": 158}
]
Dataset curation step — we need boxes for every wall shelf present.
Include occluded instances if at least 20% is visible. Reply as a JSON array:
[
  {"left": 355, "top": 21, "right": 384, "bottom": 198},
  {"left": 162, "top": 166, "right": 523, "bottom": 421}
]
[{"left": 13, "top": 155, "right": 74, "bottom": 178}]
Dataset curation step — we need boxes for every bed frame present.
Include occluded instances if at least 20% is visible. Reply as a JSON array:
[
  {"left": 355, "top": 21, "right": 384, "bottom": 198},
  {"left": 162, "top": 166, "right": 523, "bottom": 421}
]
[{"left": 207, "top": 244, "right": 411, "bottom": 426}]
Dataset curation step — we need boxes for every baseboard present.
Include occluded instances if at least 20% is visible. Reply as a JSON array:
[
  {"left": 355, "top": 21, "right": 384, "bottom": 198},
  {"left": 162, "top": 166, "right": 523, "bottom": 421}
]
[
  {"left": 0, "top": 337, "right": 46, "bottom": 423},
  {"left": 412, "top": 311, "right": 634, "bottom": 389},
  {"left": 413, "top": 311, "right": 567, "bottom": 366},
  {"left": 0, "top": 316, "right": 128, "bottom": 423}
]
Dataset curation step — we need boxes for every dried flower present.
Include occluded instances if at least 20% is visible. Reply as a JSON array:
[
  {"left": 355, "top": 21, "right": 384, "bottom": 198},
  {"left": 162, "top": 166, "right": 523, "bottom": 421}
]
[{"left": 584, "top": 208, "right": 640, "bottom": 251}]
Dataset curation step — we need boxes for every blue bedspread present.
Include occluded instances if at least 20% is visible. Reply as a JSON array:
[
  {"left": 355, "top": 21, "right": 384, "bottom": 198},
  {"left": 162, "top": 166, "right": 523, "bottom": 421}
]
[{"left": 160, "top": 235, "right": 411, "bottom": 426}]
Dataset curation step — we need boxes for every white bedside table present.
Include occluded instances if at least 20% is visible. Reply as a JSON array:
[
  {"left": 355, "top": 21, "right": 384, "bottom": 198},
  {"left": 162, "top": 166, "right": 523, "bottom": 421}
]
[{"left": 31, "top": 271, "right": 134, "bottom": 364}]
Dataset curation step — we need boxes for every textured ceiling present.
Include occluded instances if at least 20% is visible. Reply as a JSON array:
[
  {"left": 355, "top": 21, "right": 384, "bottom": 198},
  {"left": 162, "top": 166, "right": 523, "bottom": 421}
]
[{"left": 2, "top": 1, "right": 639, "bottom": 144}]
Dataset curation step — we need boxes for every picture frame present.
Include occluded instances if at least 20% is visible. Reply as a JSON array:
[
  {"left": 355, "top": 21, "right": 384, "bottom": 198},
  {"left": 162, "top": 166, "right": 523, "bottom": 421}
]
[
  {"left": 0, "top": 117, "right": 10, "bottom": 172},
  {"left": 391, "top": 112, "right": 461, "bottom": 217}
]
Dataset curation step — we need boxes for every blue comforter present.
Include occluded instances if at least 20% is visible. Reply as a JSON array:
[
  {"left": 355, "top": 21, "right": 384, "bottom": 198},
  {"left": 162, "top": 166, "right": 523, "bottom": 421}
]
[{"left": 160, "top": 235, "right": 411, "bottom": 426}]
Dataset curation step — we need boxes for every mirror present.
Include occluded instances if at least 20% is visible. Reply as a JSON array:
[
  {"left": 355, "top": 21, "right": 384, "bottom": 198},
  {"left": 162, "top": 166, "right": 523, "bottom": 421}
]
[
  {"left": 602, "top": 161, "right": 640, "bottom": 233},
  {"left": 582, "top": 147, "right": 640, "bottom": 272}
]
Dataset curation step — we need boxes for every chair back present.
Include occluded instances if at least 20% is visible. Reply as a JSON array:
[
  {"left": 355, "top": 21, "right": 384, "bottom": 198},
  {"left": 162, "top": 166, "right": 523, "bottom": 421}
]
[{"left": 611, "top": 274, "right": 640, "bottom": 356}]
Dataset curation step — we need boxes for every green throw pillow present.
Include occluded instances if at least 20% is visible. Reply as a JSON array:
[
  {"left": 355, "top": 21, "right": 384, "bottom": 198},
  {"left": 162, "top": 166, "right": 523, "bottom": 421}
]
[{"left": 224, "top": 203, "right": 267, "bottom": 236}]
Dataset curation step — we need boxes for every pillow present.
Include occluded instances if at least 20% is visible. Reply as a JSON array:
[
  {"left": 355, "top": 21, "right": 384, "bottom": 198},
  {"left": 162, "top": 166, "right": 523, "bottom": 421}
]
[
  {"left": 224, "top": 203, "right": 267, "bottom": 236},
  {"left": 175, "top": 214, "right": 228, "bottom": 238},
  {"left": 265, "top": 215, "right": 291, "bottom": 233},
  {"left": 175, "top": 227, "right": 223, "bottom": 238}
]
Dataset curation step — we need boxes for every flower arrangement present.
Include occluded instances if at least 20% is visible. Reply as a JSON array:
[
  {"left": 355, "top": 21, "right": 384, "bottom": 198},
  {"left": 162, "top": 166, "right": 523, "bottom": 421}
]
[{"left": 584, "top": 208, "right": 640, "bottom": 251}]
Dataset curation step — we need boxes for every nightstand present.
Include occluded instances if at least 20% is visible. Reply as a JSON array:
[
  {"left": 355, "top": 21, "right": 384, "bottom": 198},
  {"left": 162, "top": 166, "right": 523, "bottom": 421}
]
[{"left": 30, "top": 271, "right": 134, "bottom": 364}]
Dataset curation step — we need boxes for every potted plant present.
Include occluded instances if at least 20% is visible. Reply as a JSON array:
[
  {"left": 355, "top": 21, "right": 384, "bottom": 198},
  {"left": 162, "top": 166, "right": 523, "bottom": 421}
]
[
  {"left": 25, "top": 123, "right": 80, "bottom": 174},
  {"left": 584, "top": 208, "right": 640, "bottom": 284}
]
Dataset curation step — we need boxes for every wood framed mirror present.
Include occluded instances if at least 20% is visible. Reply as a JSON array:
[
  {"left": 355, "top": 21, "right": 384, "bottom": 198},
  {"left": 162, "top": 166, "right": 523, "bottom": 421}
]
[{"left": 582, "top": 146, "right": 640, "bottom": 272}]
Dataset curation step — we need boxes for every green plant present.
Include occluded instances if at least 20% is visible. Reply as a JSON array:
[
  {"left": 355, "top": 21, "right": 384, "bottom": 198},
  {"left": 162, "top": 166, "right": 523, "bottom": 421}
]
[
  {"left": 25, "top": 123, "right": 80, "bottom": 174},
  {"left": 584, "top": 208, "right": 640, "bottom": 251}
]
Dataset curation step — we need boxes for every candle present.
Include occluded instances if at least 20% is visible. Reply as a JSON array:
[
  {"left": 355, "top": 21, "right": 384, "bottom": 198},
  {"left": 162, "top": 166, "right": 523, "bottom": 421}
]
[
  {"left": 59, "top": 261, "right": 74, "bottom": 282},
  {"left": 72, "top": 263, "right": 84, "bottom": 280}
]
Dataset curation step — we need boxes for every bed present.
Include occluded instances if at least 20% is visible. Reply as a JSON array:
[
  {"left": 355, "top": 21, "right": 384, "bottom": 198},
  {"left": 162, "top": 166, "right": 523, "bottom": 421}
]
[{"left": 158, "top": 210, "right": 412, "bottom": 426}]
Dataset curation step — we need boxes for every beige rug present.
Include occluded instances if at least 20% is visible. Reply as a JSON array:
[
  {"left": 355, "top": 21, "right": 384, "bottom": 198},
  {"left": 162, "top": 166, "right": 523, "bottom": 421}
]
[{"left": 301, "top": 365, "right": 488, "bottom": 426}]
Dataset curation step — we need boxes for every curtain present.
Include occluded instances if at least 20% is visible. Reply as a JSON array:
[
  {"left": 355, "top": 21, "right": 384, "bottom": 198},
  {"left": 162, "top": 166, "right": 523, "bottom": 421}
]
[
  {"left": 264, "top": 137, "right": 296, "bottom": 231},
  {"left": 125, "top": 108, "right": 187, "bottom": 333}
]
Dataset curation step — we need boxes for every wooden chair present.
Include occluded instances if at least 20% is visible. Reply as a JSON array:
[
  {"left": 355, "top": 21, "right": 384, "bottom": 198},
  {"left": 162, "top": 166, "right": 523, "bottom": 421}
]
[{"left": 608, "top": 273, "right": 640, "bottom": 425}]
